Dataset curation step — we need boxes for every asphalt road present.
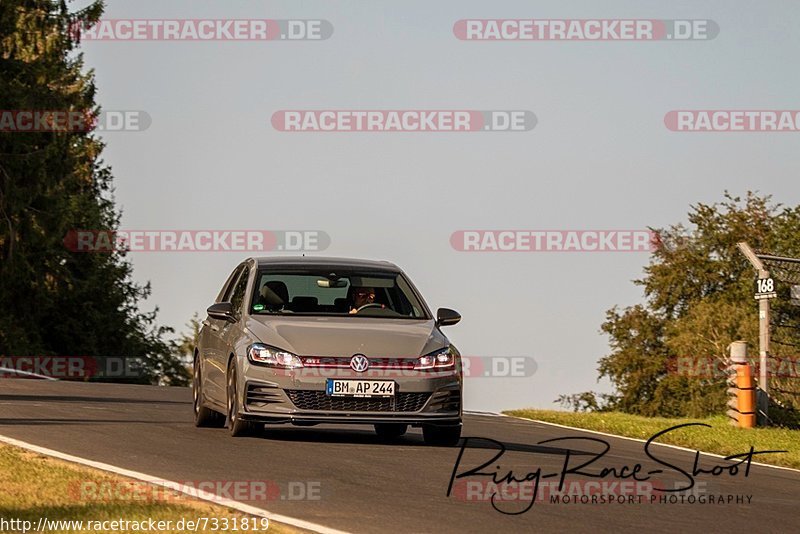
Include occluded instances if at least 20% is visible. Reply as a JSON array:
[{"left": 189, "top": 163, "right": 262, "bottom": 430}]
[{"left": 0, "top": 381, "right": 798, "bottom": 533}]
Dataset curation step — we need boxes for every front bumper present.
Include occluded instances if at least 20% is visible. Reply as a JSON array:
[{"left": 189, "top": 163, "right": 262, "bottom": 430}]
[{"left": 239, "top": 360, "right": 462, "bottom": 426}]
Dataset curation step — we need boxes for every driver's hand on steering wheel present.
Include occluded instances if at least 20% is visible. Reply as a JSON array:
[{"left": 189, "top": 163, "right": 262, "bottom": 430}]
[{"left": 351, "top": 287, "right": 377, "bottom": 314}]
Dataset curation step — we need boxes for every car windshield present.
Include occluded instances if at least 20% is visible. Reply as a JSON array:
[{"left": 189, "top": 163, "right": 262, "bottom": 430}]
[{"left": 250, "top": 270, "right": 428, "bottom": 319}]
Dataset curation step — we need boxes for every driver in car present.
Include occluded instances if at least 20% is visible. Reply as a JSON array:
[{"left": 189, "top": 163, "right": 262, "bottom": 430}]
[{"left": 349, "top": 287, "right": 380, "bottom": 314}]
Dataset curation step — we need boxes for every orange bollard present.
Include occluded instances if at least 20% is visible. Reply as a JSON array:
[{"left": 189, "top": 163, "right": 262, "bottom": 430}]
[
  {"left": 736, "top": 365, "right": 755, "bottom": 389},
  {"left": 727, "top": 363, "right": 756, "bottom": 428},
  {"left": 738, "top": 413, "right": 756, "bottom": 428},
  {"left": 738, "top": 389, "right": 755, "bottom": 412}
]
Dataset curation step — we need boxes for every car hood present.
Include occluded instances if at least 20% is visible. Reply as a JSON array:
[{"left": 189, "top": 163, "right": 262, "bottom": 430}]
[{"left": 244, "top": 315, "right": 447, "bottom": 358}]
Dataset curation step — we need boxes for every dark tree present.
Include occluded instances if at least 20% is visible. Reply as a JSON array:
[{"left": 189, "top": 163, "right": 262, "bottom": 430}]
[{"left": 0, "top": 0, "right": 188, "bottom": 386}]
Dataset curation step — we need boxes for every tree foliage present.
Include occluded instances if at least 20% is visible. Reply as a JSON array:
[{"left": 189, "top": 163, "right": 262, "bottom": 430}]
[
  {"left": 0, "top": 0, "right": 187, "bottom": 386},
  {"left": 568, "top": 192, "right": 800, "bottom": 418}
]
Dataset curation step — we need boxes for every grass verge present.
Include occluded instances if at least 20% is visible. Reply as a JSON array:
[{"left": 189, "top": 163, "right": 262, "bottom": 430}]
[
  {"left": 0, "top": 444, "right": 299, "bottom": 533},
  {"left": 502, "top": 410, "right": 800, "bottom": 470}
]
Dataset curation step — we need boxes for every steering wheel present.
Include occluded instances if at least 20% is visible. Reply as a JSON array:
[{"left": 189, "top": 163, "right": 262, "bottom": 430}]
[{"left": 356, "top": 303, "right": 384, "bottom": 313}]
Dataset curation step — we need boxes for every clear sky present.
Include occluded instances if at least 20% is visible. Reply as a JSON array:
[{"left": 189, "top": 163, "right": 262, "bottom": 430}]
[{"left": 73, "top": 0, "right": 800, "bottom": 411}]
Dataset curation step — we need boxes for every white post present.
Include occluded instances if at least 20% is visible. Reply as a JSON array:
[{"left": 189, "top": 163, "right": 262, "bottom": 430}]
[{"left": 737, "top": 242, "right": 769, "bottom": 424}]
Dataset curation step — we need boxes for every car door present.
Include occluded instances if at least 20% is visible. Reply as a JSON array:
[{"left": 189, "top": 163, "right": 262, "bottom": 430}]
[
  {"left": 201, "top": 264, "right": 244, "bottom": 407},
  {"left": 218, "top": 264, "right": 251, "bottom": 385}
]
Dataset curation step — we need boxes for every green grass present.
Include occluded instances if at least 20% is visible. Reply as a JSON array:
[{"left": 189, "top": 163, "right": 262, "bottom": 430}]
[
  {"left": 0, "top": 445, "right": 298, "bottom": 534},
  {"left": 503, "top": 410, "right": 800, "bottom": 469}
]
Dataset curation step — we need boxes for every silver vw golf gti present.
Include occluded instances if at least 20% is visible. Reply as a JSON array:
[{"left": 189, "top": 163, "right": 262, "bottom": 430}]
[{"left": 193, "top": 257, "right": 463, "bottom": 445}]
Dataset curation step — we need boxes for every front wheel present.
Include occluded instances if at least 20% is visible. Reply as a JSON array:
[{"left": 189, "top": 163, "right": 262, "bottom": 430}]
[
  {"left": 422, "top": 424, "right": 462, "bottom": 446},
  {"left": 193, "top": 357, "right": 224, "bottom": 428},
  {"left": 227, "top": 360, "right": 257, "bottom": 437}
]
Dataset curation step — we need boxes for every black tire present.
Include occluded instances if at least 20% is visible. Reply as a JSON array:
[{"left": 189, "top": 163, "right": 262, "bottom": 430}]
[
  {"left": 227, "top": 360, "right": 257, "bottom": 437},
  {"left": 193, "top": 357, "right": 224, "bottom": 428},
  {"left": 422, "top": 424, "right": 462, "bottom": 447},
  {"left": 374, "top": 423, "right": 408, "bottom": 440}
]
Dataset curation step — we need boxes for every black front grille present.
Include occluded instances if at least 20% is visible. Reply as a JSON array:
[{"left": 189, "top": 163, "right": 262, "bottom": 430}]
[{"left": 286, "top": 390, "right": 431, "bottom": 412}]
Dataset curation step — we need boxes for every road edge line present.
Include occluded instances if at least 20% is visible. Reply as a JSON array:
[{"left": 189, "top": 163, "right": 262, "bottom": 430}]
[
  {"left": 469, "top": 411, "right": 800, "bottom": 475},
  {"left": 0, "top": 433, "right": 351, "bottom": 534}
]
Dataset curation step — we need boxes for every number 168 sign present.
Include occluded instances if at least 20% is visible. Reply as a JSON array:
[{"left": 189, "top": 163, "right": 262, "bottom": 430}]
[{"left": 755, "top": 277, "right": 777, "bottom": 300}]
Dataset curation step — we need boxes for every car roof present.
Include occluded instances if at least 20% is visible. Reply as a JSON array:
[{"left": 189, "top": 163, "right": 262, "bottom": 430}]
[{"left": 252, "top": 256, "right": 402, "bottom": 272}]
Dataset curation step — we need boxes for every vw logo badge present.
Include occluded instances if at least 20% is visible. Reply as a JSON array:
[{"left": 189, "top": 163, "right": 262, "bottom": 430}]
[{"left": 350, "top": 354, "right": 369, "bottom": 372}]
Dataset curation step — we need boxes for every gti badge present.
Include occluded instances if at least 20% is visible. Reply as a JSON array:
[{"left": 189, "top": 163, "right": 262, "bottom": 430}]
[{"left": 350, "top": 354, "right": 369, "bottom": 372}]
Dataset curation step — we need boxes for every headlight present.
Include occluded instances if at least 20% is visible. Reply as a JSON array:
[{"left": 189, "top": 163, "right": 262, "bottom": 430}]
[
  {"left": 248, "top": 343, "right": 303, "bottom": 368},
  {"left": 414, "top": 346, "right": 456, "bottom": 370}
]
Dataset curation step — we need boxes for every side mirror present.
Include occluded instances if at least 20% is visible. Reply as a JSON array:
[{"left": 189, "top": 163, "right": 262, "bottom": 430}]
[
  {"left": 207, "top": 302, "right": 236, "bottom": 322},
  {"left": 436, "top": 308, "right": 461, "bottom": 327}
]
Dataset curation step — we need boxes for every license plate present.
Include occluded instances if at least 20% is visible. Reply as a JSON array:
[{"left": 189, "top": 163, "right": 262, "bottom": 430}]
[{"left": 326, "top": 379, "right": 395, "bottom": 397}]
